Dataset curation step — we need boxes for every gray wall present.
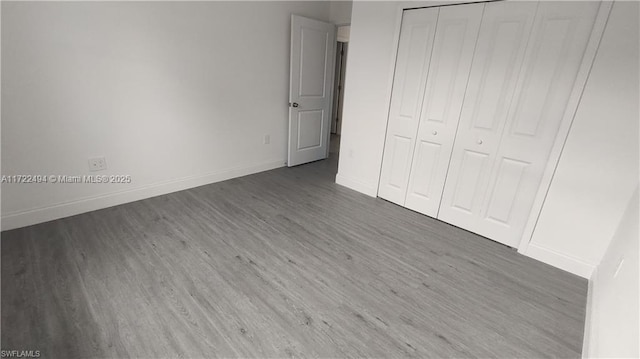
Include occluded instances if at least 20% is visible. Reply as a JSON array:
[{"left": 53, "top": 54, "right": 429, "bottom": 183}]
[{"left": 1, "top": 1, "right": 336, "bottom": 229}]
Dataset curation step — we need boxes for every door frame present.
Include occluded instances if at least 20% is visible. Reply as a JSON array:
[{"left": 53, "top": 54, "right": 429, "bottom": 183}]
[
  {"left": 328, "top": 26, "right": 350, "bottom": 159},
  {"left": 331, "top": 42, "right": 347, "bottom": 136},
  {"left": 375, "top": 0, "right": 613, "bottom": 253}
]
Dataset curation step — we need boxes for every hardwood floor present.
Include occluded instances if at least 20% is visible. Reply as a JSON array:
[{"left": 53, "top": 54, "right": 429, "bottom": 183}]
[{"left": 1, "top": 153, "right": 587, "bottom": 358}]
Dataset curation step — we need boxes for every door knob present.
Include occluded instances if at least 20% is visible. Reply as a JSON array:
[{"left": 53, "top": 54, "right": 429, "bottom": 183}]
[
  {"left": 432, "top": 131, "right": 438, "bottom": 136},
  {"left": 290, "top": 102, "right": 299, "bottom": 108},
  {"left": 477, "top": 139, "right": 483, "bottom": 145}
]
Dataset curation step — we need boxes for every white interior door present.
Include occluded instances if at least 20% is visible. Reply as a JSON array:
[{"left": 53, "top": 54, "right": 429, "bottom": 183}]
[
  {"left": 288, "top": 15, "right": 336, "bottom": 167},
  {"left": 438, "top": 1, "right": 601, "bottom": 247},
  {"left": 378, "top": 8, "right": 439, "bottom": 206},
  {"left": 404, "top": 3, "right": 484, "bottom": 217}
]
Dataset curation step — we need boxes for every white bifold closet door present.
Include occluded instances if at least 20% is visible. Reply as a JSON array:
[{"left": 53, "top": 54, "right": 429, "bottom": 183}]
[
  {"left": 404, "top": 4, "right": 484, "bottom": 216},
  {"left": 378, "top": 4, "right": 483, "bottom": 211},
  {"left": 438, "top": 1, "right": 601, "bottom": 247},
  {"left": 378, "top": 8, "right": 439, "bottom": 205}
]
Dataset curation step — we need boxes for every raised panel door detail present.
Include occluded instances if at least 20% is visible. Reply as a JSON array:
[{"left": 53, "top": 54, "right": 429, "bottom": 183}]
[
  {"left": 404, "top": 3, "right": 484, "bottom": 217},
  {"left": 469, "top": 20, "right": 525, "bottom": 131},
  {"left": 297, "top": 110, "right": 324, "bottom": 150},
  {"left": 511, "top": 18, "right": 576, "bottom": 137},
  {"left": 378, "top": 8, "right": 439, "bottom": 205},
  {"left": 484, "top": 157, "right": 530, "bottom": 225},
  {"left": 451, "top": 150, "right": 489, "bottom": 213},
  {"left": 399, "top": 25, "right": 434, "bottom": 118},
  {"left": 389, "top": 136, "right": 413, "bottom": 189},
  {"left": 299, "top": 27, "right": 329, "bottom": 97},
  {"left": 422, "top": 21, "right": 467, "bottom": 125},
  {"left": 459, "top": 2, "right": 538, "bottom": 134},
  {"left": 409, "top": 141, "right": 442, "bottom": 198},
  {"left": 509, "top": 5, "right": 597, "bottom": 140}
]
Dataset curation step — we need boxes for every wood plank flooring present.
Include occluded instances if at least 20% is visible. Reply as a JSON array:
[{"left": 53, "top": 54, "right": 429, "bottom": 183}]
[{"left": 1, "top": 151, "right": 587, "bottom": 358}]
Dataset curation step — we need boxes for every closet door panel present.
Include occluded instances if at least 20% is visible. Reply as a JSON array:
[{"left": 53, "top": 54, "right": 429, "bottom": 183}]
[
  {"left": 475, "top": 1, "right": 601, "bottom": 244},
  {"left": 405, "top": 3, "right": 484, "bottom": 217},
  {"left": 378, "top": 8, "right": 439, "bottom": 205},
  {"left": 438, "top": 1, "right": 538, "bottom": 242},
  {"left": 440, "top": 1, "right": 601, "bottom": 247},
  {"left": 450, "top": 149, "right": 490, "bottom": 213}
]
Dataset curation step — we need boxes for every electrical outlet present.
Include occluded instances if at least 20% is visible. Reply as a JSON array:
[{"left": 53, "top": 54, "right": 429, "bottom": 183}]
[
  {"left": 88, "top": 157, "right": 107, "bottom": 172},
  {"left": 263, "top": 134, "right": 271, "bottom": 145}
]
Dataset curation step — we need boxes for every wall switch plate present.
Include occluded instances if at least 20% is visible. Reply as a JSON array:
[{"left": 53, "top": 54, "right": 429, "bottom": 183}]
[
  {"left": 263, "top": 134, "right": 270, "bottom": 145},
  {"left": 88, "top": 157, "right": 107, "bottom": 172}
]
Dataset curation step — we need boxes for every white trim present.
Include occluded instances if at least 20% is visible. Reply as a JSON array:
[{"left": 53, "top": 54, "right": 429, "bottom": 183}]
[
  {"left": 373, "top": 3, "right": 405, "bottom": 196},
  {"left": 336, "top": 25, "right": 350, "bottom": 42},
  {"left": 1, "top": 159, "right": 285, "bottom": 231},
  {"left": 582, "top": 267, "right": 598, "bottom": 358},
  {"left": 335, "top": 173, "right": 377, "bottom": 197},
  {"left": 325, "top": 24, "right": 338, "bottom": 160},
  {"left": 517, "top": 1, "right": 614, "bottom": 253},
  {"left": 524, "top": 242, "right": 595, "bottom": 279}
]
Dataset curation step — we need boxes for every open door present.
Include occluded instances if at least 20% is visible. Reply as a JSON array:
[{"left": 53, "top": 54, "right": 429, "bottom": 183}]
[{"left": 288, "top": 15, "right": 336, "bottom": 167}]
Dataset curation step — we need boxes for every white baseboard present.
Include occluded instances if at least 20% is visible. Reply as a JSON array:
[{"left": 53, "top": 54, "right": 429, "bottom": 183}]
[
  {"left": 335, "top": 173, "right": 377, "bottom": 197},
  {"left": 1, "top": 159, "right": 285, "bottom": 231},
  {"left": 524, "top": 242, "right": 595, "bottom": 279}
]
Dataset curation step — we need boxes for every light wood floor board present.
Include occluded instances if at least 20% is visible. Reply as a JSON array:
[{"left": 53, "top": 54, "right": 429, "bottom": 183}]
[{"left": 1, "top": 149, "right": 587, "bottom": 358}]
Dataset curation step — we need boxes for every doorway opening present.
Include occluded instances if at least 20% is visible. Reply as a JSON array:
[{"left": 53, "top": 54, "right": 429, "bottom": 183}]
[{"left": 328, "top": 25, "right": 349, "bottom": 172}]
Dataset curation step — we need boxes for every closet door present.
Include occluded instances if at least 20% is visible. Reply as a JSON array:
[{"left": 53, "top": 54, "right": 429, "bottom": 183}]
[
  {"left": 378, "top": 8, "right": 439, "bottom": 206},
  {"left": 404, "top": 3, "right": 484, "bottom": 217},
  {"left": 439, "top": 1, "right": 601, "bottom": 247},
  {"left": 436, "top": 1, "right": 538, "bottom": 245}
]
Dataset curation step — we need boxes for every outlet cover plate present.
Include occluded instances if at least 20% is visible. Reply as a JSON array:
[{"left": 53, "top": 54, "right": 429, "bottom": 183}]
[{"left": 88, "top": 157, "right": 107, "bottom": 172}]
